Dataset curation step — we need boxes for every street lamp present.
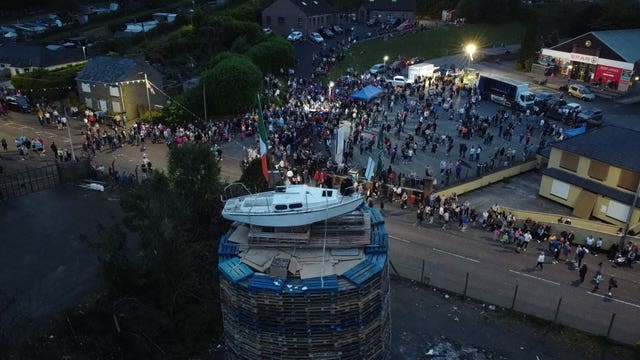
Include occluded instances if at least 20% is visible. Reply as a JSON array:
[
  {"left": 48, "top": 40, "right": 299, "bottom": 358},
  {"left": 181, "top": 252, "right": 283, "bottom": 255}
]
[
  {"left": 81, "top": 46, "right": 86, "bottom": 60},
  {"left": 383, "top": 55, "right": 389, "bottom": 66},
  {"left": 465, "top": 43, "right": 476, "bottom": 66},
  {"left": 328, "top": 81, "right": 335, "bottom": 99}
]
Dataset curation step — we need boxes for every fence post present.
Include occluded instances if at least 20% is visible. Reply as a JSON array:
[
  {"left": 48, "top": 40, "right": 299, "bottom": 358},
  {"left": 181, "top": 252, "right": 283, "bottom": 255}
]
[
  {"left": 511, "top": 284, "right": 519, "bottom": 310},
  {"left": 553, "top": 297, "right": 562, "bottom": 324},
  {"left": 463, "top": 272, "right": 469, "bottom": 298},
  {"left": 388, "top": 260, "right": 400, "bottom": 277},
  {"left": 606, "top": 313, "right": 616, "bottom": 339},
  {"left": 420, "top": 259, "right": 425, "bottom": 283}
]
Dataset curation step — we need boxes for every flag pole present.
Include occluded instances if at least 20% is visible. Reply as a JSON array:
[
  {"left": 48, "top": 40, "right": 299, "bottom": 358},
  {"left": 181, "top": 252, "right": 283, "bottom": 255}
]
[{"left": 256, "top": 94, "right": 269, "bottom": 183}]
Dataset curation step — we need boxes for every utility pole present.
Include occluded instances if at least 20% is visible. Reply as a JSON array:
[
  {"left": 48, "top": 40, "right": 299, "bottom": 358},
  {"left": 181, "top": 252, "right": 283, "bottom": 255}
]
[
  {"left": 144, "top": 72, "right": 151, "bottom": 116},
  {"left": 64, "top": 107, "right": 75, "bottom": 160},
  {"left": 203, "top": 78, "right": 207, "bottom": 122}
]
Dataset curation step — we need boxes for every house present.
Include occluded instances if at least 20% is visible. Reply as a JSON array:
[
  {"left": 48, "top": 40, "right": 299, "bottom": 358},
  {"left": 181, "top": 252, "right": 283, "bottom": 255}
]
[
  {"left": 262, "top": 0, "right": 337, "bottom": 36},
  {"left": 539, "top": 29, "right": 640, "bottom": 92},
  {"left": 0, "top": 41, "right": 85, "bottom": 76},
  {"left": 539, "top": 126, "right": 640, "bottom": 231},
  {"left": 75, "top": 56, "right": 164, "bottom": 120},
  {"left": 358, "top": 0, "right": 417, "bottom": 24}
]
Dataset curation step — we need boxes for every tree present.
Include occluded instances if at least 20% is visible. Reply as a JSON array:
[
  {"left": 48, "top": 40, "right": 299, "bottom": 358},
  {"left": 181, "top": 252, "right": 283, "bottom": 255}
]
[
  {"left": 516, "top": 12, "right": 539, "bottom": 72},
  {"left": 239, "top": 157, "right": 269, "bottom": 193},
  {"left": 591, "top": 0, "right": 640, "bottom": 30},
  {"left": 198, "top": 54, "right": 263, "bottom": 115},
  {"left": 245, "top": 36, "right": 295, "bottom": 75},
  {"left": 86, "top": 143, "right": 227, "bottom": 356}
]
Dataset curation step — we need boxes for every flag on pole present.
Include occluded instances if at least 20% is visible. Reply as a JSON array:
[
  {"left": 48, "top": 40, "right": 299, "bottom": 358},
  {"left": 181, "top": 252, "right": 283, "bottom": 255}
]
[
  {"left": 256, "top": 94, "right": 269, "bottom": 182},
  {"left": 146, "top": 80, "right": 156, "bottom": 95}
]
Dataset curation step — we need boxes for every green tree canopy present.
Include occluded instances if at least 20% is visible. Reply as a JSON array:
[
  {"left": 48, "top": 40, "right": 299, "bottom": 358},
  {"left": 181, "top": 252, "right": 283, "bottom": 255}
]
[
  {"left": 246, "top": 36, "right": 295, "bottom": 75},
  {"left": 455, "top": 0, "right": 520, "bottom": 23},
  {"left": 591, "top": 0, "right": 640, "bottom": 30},
  {"left": 198, "top": 54, "right": 263, "bottom": 115}
]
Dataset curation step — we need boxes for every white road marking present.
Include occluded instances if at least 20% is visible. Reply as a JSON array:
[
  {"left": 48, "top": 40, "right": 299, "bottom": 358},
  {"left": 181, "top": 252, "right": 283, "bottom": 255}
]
[
  {"left": 509, "top": 270, "right": 560, "bottom": 285},
  {"left": 586, "top": 291, "right": 640, "bottom": 309},
  {"left": 433, "top": 248, "right": 480, "bottom": 263},
  {"left": 389, "top": 235, "right": 411, "bottom": 243}
]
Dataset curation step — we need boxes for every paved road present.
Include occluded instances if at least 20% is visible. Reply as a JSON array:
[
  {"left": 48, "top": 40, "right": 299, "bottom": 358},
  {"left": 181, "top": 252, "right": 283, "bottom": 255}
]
[{"left": 381, "top": 202, "right": 640, "bottom": 345}]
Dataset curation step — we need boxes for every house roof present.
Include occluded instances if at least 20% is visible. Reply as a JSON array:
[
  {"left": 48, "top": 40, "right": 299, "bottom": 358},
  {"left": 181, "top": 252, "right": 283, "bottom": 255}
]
[
  {"left": 75, "top": 56, "right": 149, "bottom": 83},
  {"left": 360, "top": 0, "right": 416, "bottom": 12},
  {"left": 591, "top": 29, "right": 640, "bottom": 63},
  {"left": 291, "top": 0, "right": 337, "bottom": 16},
  {"left": 552, "top": 125, "right": 640, "bottom": 174},
  {"left": 0, "top": 41, "right": 83, "bottom": 68},
  {"left": 543, "top": 167, "right": 640, "bottom": 208}
]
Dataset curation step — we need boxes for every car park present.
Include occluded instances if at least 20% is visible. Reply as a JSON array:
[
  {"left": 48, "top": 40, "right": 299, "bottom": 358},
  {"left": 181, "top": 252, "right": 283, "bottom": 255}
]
[
  {"left": 576, "top": 108, "right": 603, "bottom": 128},
  {"left": 547, "top": 102, "right": 581, "bottom": 121},
  {"left": 332, "top": 25, "right": 344, "bottom": 34},
  {"left": 387, "top": 75, "right": 409, "bottom": 87},
  {"left": 369, "top": 63, "right": 386, "bottom": 74},
  {"left": 568, "top": 84, "right": 596, "bottom": 101},
  {"left": 3, "top": 95, "right": 32, "bottom": 113},
  {"left": 309, "top": 32, "right": 324, "bottom": 43},
  {"left": 287, "top": 31, "right": 303, "bottom": 42},
  {"left": 406, "top": 57, "right": 424, "bottom": 66}
]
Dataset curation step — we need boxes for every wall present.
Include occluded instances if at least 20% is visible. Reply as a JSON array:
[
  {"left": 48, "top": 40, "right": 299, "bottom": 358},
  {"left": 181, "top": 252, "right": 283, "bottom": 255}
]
[{"left": 262, "top": 0, "right": 307, "bottom": 35}]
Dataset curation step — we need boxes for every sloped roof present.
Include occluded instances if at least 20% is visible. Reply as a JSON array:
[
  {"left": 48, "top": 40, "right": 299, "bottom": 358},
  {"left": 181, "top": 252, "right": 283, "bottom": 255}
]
[
  {"left": 0, "top": 41, "right": 83, "bottom": 68},
  {"left": 552, "top": 125, "right": 640, "bottom": 174},
  {"left": 76, "top": 55, "right": 147, "bottom": 83},
  {"left": 592, "top": 29, "right": 640, "bottom": 62},
  {"left": 360, "top": 0, "right": 416, "bottom": 12},
  {"left": 291, "top": 0, "right": 337, "bottom": 16}
]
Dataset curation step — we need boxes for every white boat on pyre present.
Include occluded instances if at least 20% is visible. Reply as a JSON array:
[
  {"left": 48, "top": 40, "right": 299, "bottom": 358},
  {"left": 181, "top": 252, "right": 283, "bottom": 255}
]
[{"left": 221, "top": 182, "right": 363, "bottom": 227}]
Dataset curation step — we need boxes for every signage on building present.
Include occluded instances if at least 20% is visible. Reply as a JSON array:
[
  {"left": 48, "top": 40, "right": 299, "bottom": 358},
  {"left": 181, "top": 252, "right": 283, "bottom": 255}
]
[
  {"left": 569, "top": 53, "right": 598, "bottom": 64},
  {"left": 594, "top": 65, "right": 622, "bottom": 84}
]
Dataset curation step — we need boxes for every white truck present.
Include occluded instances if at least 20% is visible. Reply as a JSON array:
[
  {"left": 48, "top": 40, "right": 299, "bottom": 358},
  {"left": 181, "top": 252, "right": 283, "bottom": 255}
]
[
  {"left": 407, "top": 63, "right": 438, "bottom": 84},
  {"left": 477, "top": 74, "right": 535, "bottom": 111}
]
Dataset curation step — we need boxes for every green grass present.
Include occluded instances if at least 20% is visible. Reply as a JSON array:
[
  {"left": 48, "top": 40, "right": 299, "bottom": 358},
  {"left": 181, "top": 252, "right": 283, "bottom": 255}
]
[{"left": 329, "top": 22, "right": 525, "bottom": 79}]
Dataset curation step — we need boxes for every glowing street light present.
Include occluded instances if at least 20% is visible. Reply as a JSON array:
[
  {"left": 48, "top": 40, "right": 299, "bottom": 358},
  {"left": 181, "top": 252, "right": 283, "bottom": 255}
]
[
  {"left": 465, "top": 43, "right": 477, "bottom": 62},
  {"left": 383, "top": 55, "right": 389, "bottom": 66},
  {"left": 328, "top": 81, "right": 335, "bottom": 99}
]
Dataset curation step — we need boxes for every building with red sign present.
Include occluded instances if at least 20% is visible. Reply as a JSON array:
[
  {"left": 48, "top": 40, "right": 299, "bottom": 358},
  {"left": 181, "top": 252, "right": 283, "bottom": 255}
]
[{"left": 539, "top": 29, "right": 640, "bottom": 92}]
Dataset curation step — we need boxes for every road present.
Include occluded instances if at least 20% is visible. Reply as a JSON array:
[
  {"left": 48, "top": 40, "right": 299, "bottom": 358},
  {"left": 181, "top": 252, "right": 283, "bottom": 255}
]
[{"left": 381, "top": 205, "right": 640, "bottom": 345}]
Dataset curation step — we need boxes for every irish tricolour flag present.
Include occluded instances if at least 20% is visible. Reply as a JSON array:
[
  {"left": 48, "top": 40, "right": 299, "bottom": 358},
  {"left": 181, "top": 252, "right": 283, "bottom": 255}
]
[{"left": 256, "top": 94, "right": 269, "bottom": 182}]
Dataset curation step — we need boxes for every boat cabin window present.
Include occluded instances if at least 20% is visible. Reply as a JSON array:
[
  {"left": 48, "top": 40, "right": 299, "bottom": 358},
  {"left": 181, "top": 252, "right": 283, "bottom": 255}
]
[
  {"left": 275, "top": 186, "right": 287, "bottom": 193},
  {"left": 275, "top": 204, "right": 288, "bottom": 210},
  {"left": 322, "top": 190, "right": 333, "bottom": 197},
  {"left": 288, "top": 203, "right": 303, "bottom": 209}
]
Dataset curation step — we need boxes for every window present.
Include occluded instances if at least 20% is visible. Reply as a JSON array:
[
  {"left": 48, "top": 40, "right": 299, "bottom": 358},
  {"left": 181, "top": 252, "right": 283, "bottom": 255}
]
[
  {"left": 606, "top": 200, "right": 630, "bottom": 222},
  {"left": 298, "top": 17, "right": 303, "bottom": 27},
  {"left": 550, "top": 179, "right": 570, "bottom": 200},
  {"left": 81, "top": 83, "right": 91, "bottom": 93},
  {"left": 587, "top": 159, "right": 609, "bottom": 181},
  {"left": 322, "top": 190, "right": 333, "bottom": 197},
  {"left": 559, "top": 151, "right": 579, "bottom": 172},
  {"left": 112, "top": 101, "right": 122, "bottom": 113},
  {"left": 617, "top": 169, "right": 640, "bottom": 191},
  {"left": 275, "top": 204, "right": 288, "bottom": 210},
  {"left": 288, "top": 203, "right": 303, "bottom": 209},
  {"left": 278, "top": 17, "right": 285, "bottom": 25},
  {"left": 84, "top": 97, "right": 93, "bottom": 108},
  {"left": 109, "top": 86, "right": 120, "bottom": 97},
  {"left": 99, "top": 100, "right": 107, "bottom": 111}
]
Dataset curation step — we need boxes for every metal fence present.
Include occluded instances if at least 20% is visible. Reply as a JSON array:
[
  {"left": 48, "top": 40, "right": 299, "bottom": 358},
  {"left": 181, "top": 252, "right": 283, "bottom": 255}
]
[{"left": 388, "top": 250, "right": 640, "bottom": 346}]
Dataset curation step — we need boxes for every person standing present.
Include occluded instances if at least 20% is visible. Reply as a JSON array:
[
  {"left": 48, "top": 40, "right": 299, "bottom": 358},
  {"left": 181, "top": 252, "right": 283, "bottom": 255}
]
[
  {"left": 535, "top": 252, "right": 545, "bottom": 270},
  {"left": 50, "top": 141, "right": 58, "bottom": 159},
  {"left": 579, "top": 264, "right": 588, "bottom": 283},
  {"left": 442, "top": 210, "right": 450, "bottom": 231},
  {"left": 594, "top": 238, "right": 603, "bottom": 256}
]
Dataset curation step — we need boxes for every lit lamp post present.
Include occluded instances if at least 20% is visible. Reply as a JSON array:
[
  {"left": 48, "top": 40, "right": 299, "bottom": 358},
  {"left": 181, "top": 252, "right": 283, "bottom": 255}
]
[
  {"left": 567, "top": 64, "right": 573, "bottom": 79},
  {"left": 81, "top": 46, "right": 86, "bottom": 60},
  {"left": 328, "top": 81, "right": 335, "bottom": 100},
  {"left": 383, "top": 55, "right": 389, "bottom": 67},
  {"left": 465, "top": 43, "right": 476, "bottom": 68}
]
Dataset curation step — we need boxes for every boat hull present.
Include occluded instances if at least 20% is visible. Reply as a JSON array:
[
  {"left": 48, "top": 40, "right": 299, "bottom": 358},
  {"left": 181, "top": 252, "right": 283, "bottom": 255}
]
[{"left": 223, "top": 195, "right": 363, "bottom": 227}]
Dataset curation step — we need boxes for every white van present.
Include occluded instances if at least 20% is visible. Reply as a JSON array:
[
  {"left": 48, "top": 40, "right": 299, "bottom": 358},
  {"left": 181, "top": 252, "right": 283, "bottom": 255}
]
[{"left": 568, "top": 84, "right": 595, "bottom": 101}]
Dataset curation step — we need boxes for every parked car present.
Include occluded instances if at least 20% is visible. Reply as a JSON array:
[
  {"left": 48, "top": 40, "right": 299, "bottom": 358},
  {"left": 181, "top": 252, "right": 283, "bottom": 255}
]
[
  {"left": 547, "top": 102, "right": 581, "bottom": 121},
  {"left": 332, "top": 25, "right": 344, "bottom": 34},
  {"left": 389, "top": 59, "right": 407, "bottom": 71},
  {"left": 319, "top": 28, "right": 335, "bottom": 38},
  {"left": 287, "top": 31, "right": 303, "bottom": 42},
  {"left": 387, "top": 75, "right": 410, "bottom": 87},
  {"left": 369, "top": 63, "right": 386, "bottom": 74},
  {"left": 396, "top": 20, "right": 415, "bottom": 32},
  {"left": 309, "top": 32, "right": 324, "bottom": 43},
  {"left": 406, "top": 56, "right": 424, "bottom": 66},
  {"left": 263, "top": 27, "right": 272, "bottom": 34},
  {"left": 568, "top": 84, "right": 596, "bottom": 101},
  {"left": 366, "top": 17, "right": 380, "bottom": 27},
  {"left": 576, "top": 107, "right": 603, "bottom": 128},
  {"left": 3, "top": 95, "right": 32, "bottom": 113}
]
